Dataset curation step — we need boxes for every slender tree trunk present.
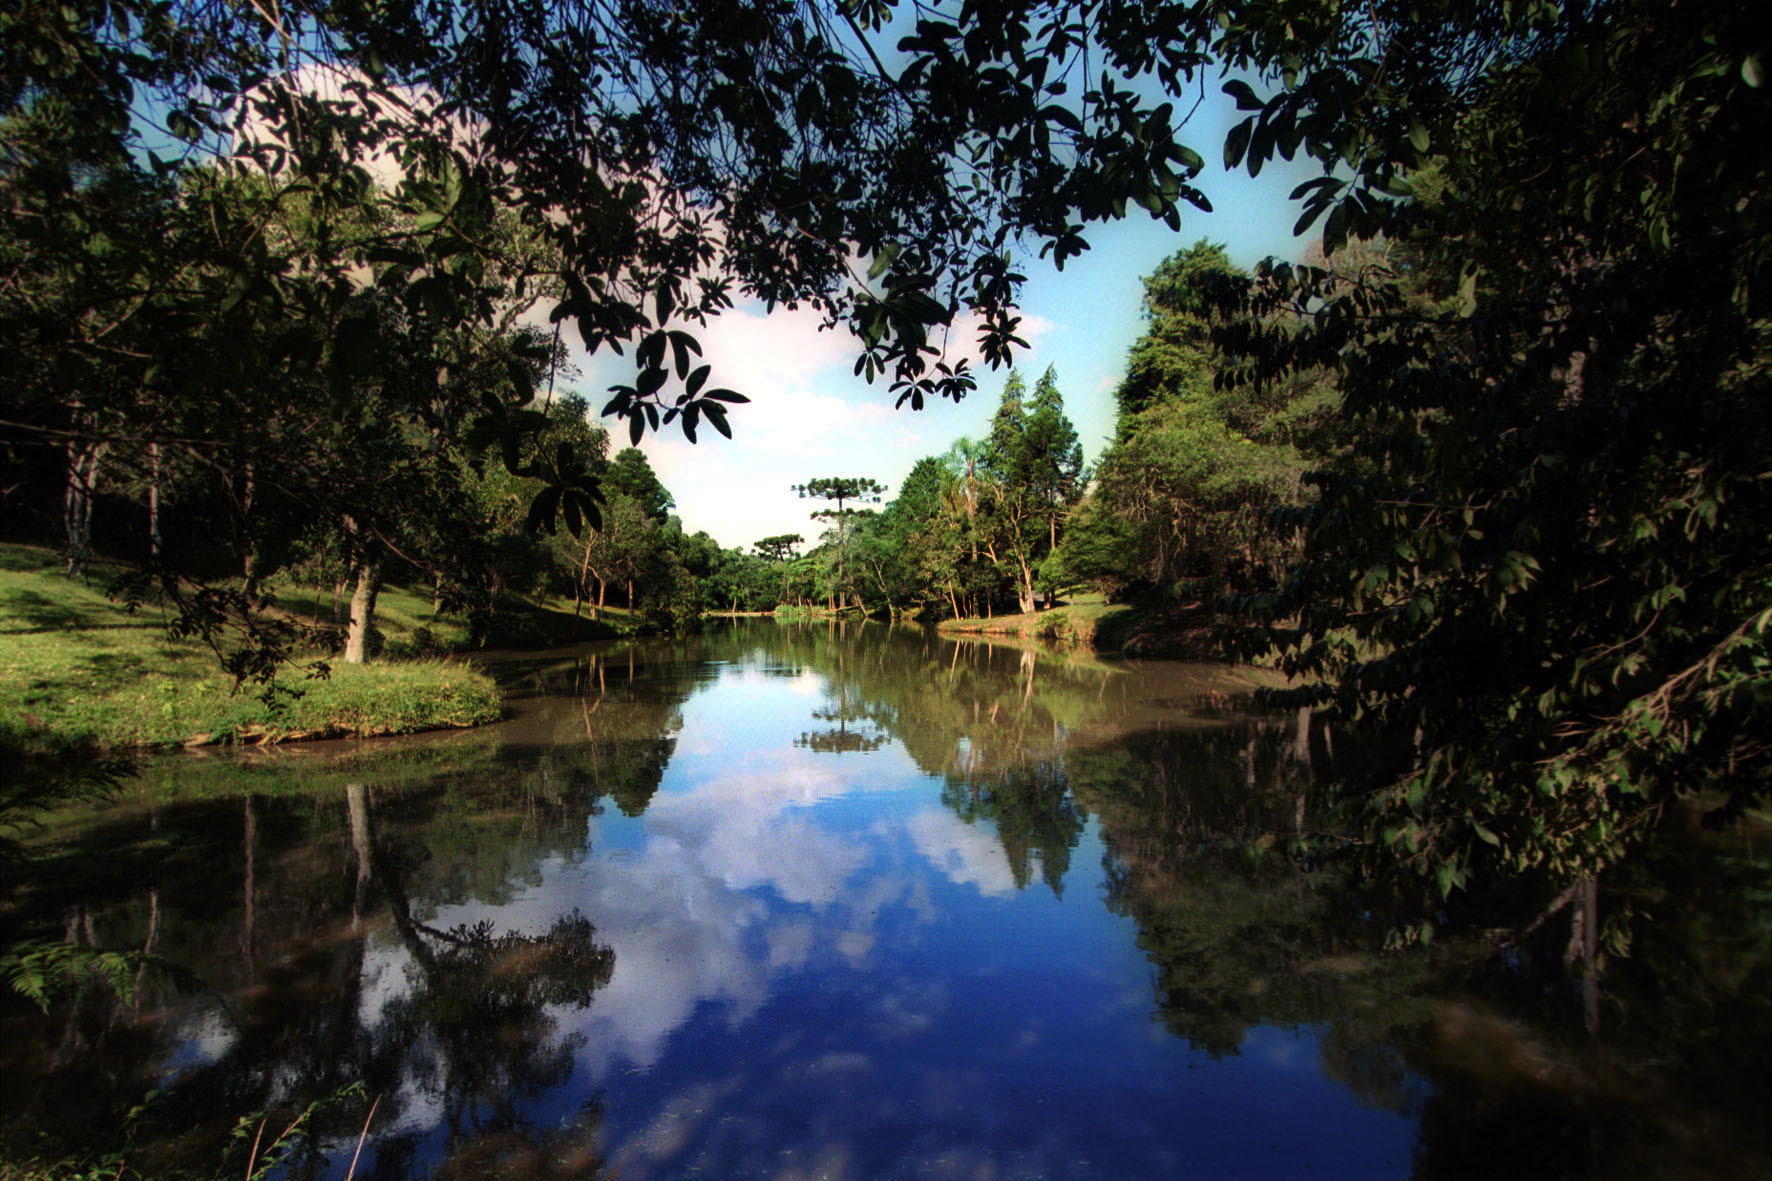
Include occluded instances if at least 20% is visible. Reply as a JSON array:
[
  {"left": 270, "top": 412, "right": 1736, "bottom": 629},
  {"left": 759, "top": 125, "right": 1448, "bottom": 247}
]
[
  {"left": 242, "top": 794, "right": 256, "bottom": 983},
  {"left": 147, "top": 441, "right": 162, "bottom": 561},
  {"left": 577, "top": 537, "right": 595, "bottom": 620},
  {"left": 1568, "top": 876, "right": 1600, "bottom": 1034}
]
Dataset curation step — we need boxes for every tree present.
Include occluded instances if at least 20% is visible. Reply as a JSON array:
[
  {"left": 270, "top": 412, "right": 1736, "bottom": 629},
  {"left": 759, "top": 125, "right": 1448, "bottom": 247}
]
[
  {"left": 1023, "top": 367, "right": 1086, "bottom": 556},
  {"left": 753, "top": 535, "right": 803, "bottom": 564},
  {"left": 603, "top": 448, "right": 674, "bottom": 520},
  {"left": 792, "top": 477, "right": 887, "bottom": 611},
  {"left": 873, "top": 457, "right": 960, "bottom": 616},
  {"left": 1074, "top": 242, "right": 1342, "bottom": 603},
  {"left": 3, "top": 0, "right": 1241, "bottom": 683},
  {"left": 1202, "top": 0, "right": 1771, "bottom": 947},
  {"left": 975, "top": 369, "right": 1084, "bottom": 613},
  {"left": 752, "top": 533, "right": 804, "bottom": 607},
  {"left": 7, "top": 0, "right": 1765, "bottom": 939},
  {"left": 2, "top": 0, "right": 1226, "bottom": 476}
]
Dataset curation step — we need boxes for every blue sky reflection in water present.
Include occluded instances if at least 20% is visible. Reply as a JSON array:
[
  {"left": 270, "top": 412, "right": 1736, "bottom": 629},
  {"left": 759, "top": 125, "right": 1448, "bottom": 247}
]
[
  {"left": 333, "top": 636, "right": 1416, "bottom": 1179},
  {"left": 19, "top": 624, "right": 1761, "bottom": 1178}
]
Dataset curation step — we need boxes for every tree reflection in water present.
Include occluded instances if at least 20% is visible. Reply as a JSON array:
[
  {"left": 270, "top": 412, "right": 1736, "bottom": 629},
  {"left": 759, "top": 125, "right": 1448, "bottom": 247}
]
[{"left": 1, "top": 621, "right": 1764, "bottom": 1179}]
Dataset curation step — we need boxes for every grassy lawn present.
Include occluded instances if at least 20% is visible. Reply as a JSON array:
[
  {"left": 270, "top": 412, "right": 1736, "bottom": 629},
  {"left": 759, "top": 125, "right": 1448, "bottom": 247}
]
[
  {"left": 1, "top": 543, "right": 502, "bottom": 749},
  {"left": 276, "top": 577, "right": 629, "bottom": 654}
]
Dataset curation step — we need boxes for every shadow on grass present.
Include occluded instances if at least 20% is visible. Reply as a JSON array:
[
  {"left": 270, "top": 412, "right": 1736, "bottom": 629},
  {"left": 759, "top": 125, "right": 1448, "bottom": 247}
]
[{"left": 0, "top": 588, "right": 132, "bottom": 634}]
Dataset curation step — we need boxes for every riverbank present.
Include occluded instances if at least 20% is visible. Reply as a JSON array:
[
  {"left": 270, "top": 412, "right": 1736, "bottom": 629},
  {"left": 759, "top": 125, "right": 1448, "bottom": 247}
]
[
  {"left": 937, "top": 596, "right": 1227, "bottom": 659},
  {"left": 0, "top": 543, "right": 526, "bottom": 749}
]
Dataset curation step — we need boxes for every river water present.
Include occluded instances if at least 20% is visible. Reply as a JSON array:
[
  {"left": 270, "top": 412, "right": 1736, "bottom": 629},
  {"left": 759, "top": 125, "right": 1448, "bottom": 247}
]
[{"left": 2, "top": 621, "right": 1766, "bottom": 1178}]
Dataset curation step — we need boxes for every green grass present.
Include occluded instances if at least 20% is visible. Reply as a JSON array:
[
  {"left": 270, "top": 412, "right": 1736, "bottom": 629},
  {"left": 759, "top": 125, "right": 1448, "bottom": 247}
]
[
  {"left": 938, "top": 595, "right": 1130, "bottom": 648},
  {"left": 0, "top": 543, "right": 502, "bottom": 749},
  {"left": 277, "top": 578, "right": 628, "bottom": 654}
]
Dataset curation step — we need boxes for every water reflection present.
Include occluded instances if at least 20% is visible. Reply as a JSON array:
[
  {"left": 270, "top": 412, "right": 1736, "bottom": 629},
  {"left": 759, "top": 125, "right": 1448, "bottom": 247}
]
[{"left": 2, "top": 621, "right": 1765, "bottom": 1179}]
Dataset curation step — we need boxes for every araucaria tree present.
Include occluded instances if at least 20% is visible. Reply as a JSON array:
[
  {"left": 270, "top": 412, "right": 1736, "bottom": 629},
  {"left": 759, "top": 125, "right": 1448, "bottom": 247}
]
[{"left": 793, "top": 477, "right": 887, "bottom": 611}]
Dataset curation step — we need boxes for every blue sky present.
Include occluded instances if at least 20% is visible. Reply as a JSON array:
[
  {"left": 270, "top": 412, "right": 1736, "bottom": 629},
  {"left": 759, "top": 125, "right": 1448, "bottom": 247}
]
[
  {"left": 202, "top": 47, "right": 1319, "bottom": 554},
  {"left": 183, "top": 26, "right": 1322, "bottom": 553},
  {"left": 568, "top": 93, "right": 1323, "bottom": 552}
]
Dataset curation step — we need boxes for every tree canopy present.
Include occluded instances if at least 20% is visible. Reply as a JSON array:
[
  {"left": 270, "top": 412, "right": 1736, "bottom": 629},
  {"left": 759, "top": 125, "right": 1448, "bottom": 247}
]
[{"left": 1204, "top": 0, "right": 1770, "bottom": 944}]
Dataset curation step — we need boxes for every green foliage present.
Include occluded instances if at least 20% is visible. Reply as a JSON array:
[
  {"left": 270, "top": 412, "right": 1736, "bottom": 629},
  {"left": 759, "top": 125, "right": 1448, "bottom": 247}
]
[
  {"left": 1205, "top": 0, "right": 1772, "bottom": 933},
  {"left": 3, "top": 0, "right": 1276, "bottom": 676},
  {"left": 1, "top": 939, "right": 150, "bottom": 1013},
  {"left": 603, "top": 448, "right": 675, "bottom": 519},
  {"left": 0, "top": 544, "right": 501, "bottom": 747},
  {"left": 0, "top": 1083, "right": 372, "bottom": 1181},
  {"left": 1067, "top": 239, "right": 1342, "bottom": 602},
  {"left": 793, "top": 475, "right": 888, "bottom": 608},
  {"left": 1115, "top": 241, "right": 1237, "bottom": 421}
]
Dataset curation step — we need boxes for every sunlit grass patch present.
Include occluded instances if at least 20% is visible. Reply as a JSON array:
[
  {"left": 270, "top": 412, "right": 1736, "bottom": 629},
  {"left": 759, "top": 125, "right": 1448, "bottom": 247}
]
[
  {"left": 938, "top": 600, "right": 1131, "bottom": 648},
  {"left": 0, "top": 544, "right": 501, "bottom": 749}
]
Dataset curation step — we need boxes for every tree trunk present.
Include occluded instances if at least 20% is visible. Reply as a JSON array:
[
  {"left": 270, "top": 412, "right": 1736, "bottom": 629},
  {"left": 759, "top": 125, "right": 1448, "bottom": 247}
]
[
  {"left": 346, "top": 783, "right": 374, "bottom": 925},
  {"left": 239, "top": 462, "right": 256, "bottom": 588},
  {"left": 147, "top": 441, "right": 162, "bottom": 561},
  {"left": 344, "top": 535, "right": 383, "bottom": 664},
  {"left": 241, "top": 794, "right": 257, "bottom": 983},
  {"left": 63, "top": 435, "right": 105, "bottom": 576},
  {"left": 576, "top": 537, "right": 595, "bottom": 620}
]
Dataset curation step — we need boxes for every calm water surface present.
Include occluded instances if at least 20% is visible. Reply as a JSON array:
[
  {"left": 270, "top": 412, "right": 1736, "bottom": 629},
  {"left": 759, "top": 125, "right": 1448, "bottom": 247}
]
[{"left": 2, "top": 622, "right": 1766, "bottom": 1178}]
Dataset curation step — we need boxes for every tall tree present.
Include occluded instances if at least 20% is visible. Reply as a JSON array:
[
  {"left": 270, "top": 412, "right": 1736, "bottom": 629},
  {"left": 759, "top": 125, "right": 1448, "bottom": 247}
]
[
  {"left": 753, "top": 535, "right": 803, "bottom": 564},
  {"left": 978, "top": 370, "right": 1083, "bottom": 613},
  {"left": 603, "top": 449, "right": 674, "bottom": 520},
  {"left": 1072, "top": 241, "right": 1338, "bottom": 600},
  {"left": 793, "top": 477, "right": 887, "bottom": 611},
  {"left": 979, "top": 372, "right": 1043, "bottom": 613}
]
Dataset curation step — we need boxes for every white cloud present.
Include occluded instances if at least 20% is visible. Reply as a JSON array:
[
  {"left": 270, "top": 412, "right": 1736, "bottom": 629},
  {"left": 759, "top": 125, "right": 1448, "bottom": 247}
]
[
  {"left": 565, "top": 301, "right": 1055, "bottom": 548},
  {"left": 906, "top": 808, "right": 1017, "bottom": 897}
]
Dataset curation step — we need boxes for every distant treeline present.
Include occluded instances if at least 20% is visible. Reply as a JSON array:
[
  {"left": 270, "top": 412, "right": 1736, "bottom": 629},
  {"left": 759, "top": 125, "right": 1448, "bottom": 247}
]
[{"left": 0, "top": 239, "right": 1354, "bottom": 638}]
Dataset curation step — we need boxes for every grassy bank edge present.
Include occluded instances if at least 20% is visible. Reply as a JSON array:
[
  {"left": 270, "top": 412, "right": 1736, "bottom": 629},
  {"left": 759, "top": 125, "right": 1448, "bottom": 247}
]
[
  {"left": 937, "top": 599, "right": 1129, "bottom": 650},
  {"left": 1, "top": 543, "right": 522, "bottom": 751}
]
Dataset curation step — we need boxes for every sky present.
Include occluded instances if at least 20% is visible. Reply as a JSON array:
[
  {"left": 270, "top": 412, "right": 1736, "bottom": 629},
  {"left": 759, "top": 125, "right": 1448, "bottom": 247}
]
[
  {"left": 565, "top": 95, "right": 1322, "bottom": 552},
  {"left": 197, "top": 39, "right": 1321, "bottom": 554}
]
